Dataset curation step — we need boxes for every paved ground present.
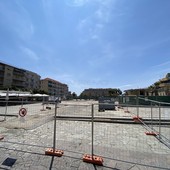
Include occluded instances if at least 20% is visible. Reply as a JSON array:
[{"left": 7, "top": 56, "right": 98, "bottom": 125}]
[{"left": 0, "top": 100, "right": 170, "bottom": 170}]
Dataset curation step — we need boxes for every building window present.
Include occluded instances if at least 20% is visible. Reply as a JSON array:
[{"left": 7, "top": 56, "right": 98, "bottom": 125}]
[{"left": 7, "top": 73, "right": 11, "bottom": 77}]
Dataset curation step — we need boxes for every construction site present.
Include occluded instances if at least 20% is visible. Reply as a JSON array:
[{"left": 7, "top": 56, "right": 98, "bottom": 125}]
[{"left": 0, "top": 97, "right": 170, "bottom": 170}]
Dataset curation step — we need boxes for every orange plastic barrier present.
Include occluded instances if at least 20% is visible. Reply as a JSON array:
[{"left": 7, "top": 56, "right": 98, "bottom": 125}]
[
  {"left": 145, "top": 132, "right": 158, "bottom": 136},
  {"left": 45, "top": 148, "right": 64, "bottom": 157},
  {"left": 132, "top": 116, "right": 142, "bottom": 122},
  {"left": 83, "top": 154, "right": 103, "bottom": 166}
]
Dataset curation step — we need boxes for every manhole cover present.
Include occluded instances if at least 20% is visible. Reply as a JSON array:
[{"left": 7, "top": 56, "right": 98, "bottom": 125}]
[{"left": 2, "top": 158, "right": 17, "bottom": 167}]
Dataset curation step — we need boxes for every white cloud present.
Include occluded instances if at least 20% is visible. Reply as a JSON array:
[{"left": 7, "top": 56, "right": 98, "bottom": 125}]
[
  {"left": 95, "top": 8, "right": 110, "bottom": 23},
  {"left": 91, "top": 34, "right": 99, "bottom": 40},
  {"left": 102, "top": 43, "right": 116, "bottom": 59},
  {"left": 122, "top": 37, "right": 170, "bottom": 60},
  {"left": 65, "top": 0, "right": 89, "bottom": 7},
  {"left": 87, "top": 42, "right": 116, "bottom": 67},
  {"left": 53, "top": 74, "right": 87, "bottom": 94},
  {"left": 77, "top": 18, "right": 89, "bottom": 31},
  {"left": 151, "top": 61, "right": 170, "bottom": 68},
  {"left": 94, "top": 0, "right": 116, "bottom": 22},
  {"left": 0, "top": 1, "right": 34, "bottom": 40},
  {"left": 77, "top": 0, "right": 118, "bottom": 43},
  {"left": 41, "top": 0, "right": 54, "bottom": 19},
  {"left": 20, "top": 46, "right": 39, "bottom": 61},
  {"left": 155, "top": 68, "right": 170, "bottom": 78}
]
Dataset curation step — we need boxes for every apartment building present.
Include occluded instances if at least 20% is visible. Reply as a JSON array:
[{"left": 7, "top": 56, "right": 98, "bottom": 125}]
[
  {"left": 81, "top": 88, "right": 121, "bottom": 98},
  {"left": 157, "top": 73, "right": 170, "bottom": 96},
  {"left": 25, "top": 70, "right": 41, "bottom": 91},
  {"left": 40, "top": 78, "right": 69, "bottom": 98},
  {"left": 124, "top": 73, "right": 170, "bottom": 96},
  {"left": 0, "top": 61, "right": 40, "bottom": 91}
]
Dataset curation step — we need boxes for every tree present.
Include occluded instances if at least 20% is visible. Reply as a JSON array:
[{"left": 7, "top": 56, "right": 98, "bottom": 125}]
[
  {"left": 72, "top": 92, "right": 77, "bottom": 99},
  {"left": 108, "top": 88, "right": 122, "bottom": 96}
]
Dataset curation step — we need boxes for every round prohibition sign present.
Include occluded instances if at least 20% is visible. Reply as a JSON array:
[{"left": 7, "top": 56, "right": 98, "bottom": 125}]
[{"left": 19, "top": 108, "right": 27, "bottom": 117}]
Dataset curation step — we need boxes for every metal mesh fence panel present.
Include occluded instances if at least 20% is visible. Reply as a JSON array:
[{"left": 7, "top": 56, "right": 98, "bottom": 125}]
[
  {"left": 92, "top": 103, "right": 170, "bottom": 169},
  {"left": 136, "top": 98, "right": 170, "bottom": 147},
  {"left": 0, "top": 100, "right": 55, "bottom": 155},
  {"left": 1, "top": 99, "right": 170, "bottom": 169},
  {"left": 160, "top": 103, "right": 170, "bottom": 144},
  {"left": 0, "top": 101, "right": 55, "bottom": 130},
  {"left": 55, "top": 103, "right": 92, "bottom": 156},
  {"left": 57, "top": 103, "right": 91, "bottom": 117}
]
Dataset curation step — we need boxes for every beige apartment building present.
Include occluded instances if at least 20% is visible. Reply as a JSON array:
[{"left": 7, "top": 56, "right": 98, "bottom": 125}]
[
  {"left": 124, "top": 73, "right": 170, "bottom": 96},
  {"left": 0, "top": 61, "right": 40, "bottom": 91},
  {"left": 40, "top": 78, "right": 69, "bottom": 98},
  {"left": 157, "top": 73, "right": 170, "bottom": 96}
]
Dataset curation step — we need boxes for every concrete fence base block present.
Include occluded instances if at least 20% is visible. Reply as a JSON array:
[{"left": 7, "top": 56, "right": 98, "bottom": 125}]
[
  {"left": 83, "top": 154, "right": 103, "bottom": 166},
  {"left": 45, "top": 148, "right": 64, "bottom": 157}
]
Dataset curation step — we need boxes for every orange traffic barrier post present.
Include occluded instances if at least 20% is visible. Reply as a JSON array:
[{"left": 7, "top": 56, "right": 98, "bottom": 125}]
[
  {"left": 45, "top": 148, "right": 64, "bottom": 157},
  {"left": 83, "top": 154, "right": 103, "bottom": 166},
  {"left": 132, "top": 116, "right": 142, "bottom": 122},
  {"left": 145, "top": 131, "right": 159, "bottom": 136},
  {"left": 0, "top": 135, "right": 4, "bottom": 140}
]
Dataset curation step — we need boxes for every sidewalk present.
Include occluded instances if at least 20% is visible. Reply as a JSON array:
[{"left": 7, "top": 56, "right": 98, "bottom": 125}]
[
  {"left": 0, "top": 120, "right": 170, "bottom": 170},
  {"left": 0, "top": 101, "right": 170, "bottom": 169}
]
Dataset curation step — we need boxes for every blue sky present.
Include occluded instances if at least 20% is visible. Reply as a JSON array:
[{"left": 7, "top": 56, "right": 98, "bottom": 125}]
[{"left": 0, "top": 0, "right": 170, "bottom": 95}]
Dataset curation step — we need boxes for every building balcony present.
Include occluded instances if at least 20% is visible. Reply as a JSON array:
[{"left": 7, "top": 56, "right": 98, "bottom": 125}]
[
  {"left": 13, "top": 77, "right": 25, "bottom": 81},
  {"left": 159, "top": 83, "right": 170, "bottom": 88},
  {"left": 12, "top": 81, "right": 25, "bottom": 87},
  {"left": 13, "top": 71, "right": 25, "bottom": 77}
]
